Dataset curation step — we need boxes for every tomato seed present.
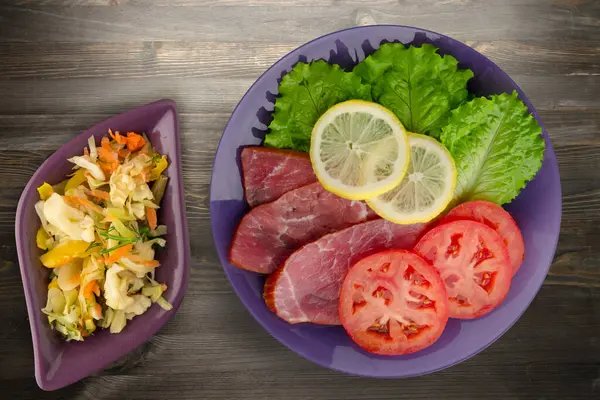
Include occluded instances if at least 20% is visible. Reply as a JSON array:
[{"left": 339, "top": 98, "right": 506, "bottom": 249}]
[
  {"left": 472, "top": 241, "right": 494, "bottom": 268},
  {"left": 403, "top": 265, "right": 416, "bottom": 281},
  {"left": 478, "top": 272, "right": 495, "bottom": 293},
  {"left": 445, "top": 233, "right": 463, "bottom": 259},
  {"left": 451, "top": 295, "right": 470, "bottom": 306},
  {"left": 379, "top": 262, "right": 391, "bottom": 273},
  {"left": 402, "top": 323, "right": 422, "bottom": 337},
  {"left": 352, "top": 300, "right": 367, "bottom": 315},
  {"left": 368, "top": 320, "right": 391, "bottom": 338}
]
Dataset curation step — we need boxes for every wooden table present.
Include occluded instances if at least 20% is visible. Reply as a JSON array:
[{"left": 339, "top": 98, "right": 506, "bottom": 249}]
[{"left": 1, "top": 1, "right": 599, "bottom": 399}]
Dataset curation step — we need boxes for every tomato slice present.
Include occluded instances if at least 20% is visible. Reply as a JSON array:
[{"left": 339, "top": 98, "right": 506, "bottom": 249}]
[
  {"left": 414, "top": 220, "right": 512, "bottom": 319},
  {"left": 440, "top": 200, "right": 524, "bottom": 275},
  {"left": 339, "top": 250, "right": 449, "bottom": 355}
]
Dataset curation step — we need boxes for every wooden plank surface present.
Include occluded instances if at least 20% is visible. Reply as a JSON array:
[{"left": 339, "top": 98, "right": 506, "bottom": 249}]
[{"left": 0, "top": 0, "right": 599, "bottom": 399}]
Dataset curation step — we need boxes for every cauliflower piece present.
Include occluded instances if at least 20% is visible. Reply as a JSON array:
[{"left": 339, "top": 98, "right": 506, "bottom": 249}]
[
  {"left": 104, "top": 265, "right": 149, "bottom": 312},
  {"left": 103, "top": 269, "right": 152, "bottom": 333},
  {"left": 104, "top": 265, "right": 135, "bottom": 311},
  {"left": 130, "top": 153, "right": 152, "bottom": 176},
  {"left": 43, "top": 193, "right": 95, "bottom": 243},
  {"left": 124, "top": 295, "right": 151, "bottom": 319},
  {"left": 109, "top": 156, "right": 154, "bottom": 208},
  {"left": 109, "top": 167, "right": 136, "bottom": 208},
  {"left": 128, "top": 202, "right": 146, "bottom": 220},
  {"left": 132, "top": 184, "right": 153, "bottom": 202}
]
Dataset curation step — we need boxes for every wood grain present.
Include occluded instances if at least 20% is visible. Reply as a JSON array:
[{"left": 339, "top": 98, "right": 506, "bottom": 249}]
[
  {"left": 0, "top": 0, "right": 599, "bottom": 399},
  {"left": 0, "top": 2, "right": 598, "bottom": 44},
  {"left": 0, "top": 40, "right": 598, "bottom": 80}
]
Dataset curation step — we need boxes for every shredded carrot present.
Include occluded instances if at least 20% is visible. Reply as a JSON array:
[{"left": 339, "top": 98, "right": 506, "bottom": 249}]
[
  {"left": 101, "top": 136, "right": 111, "bottom": 151},
  {"left": 104, "top": 243, "right": 133, "bottom": 264},
  {"left": 97, "top": 143, "right": 119, "bottom": 175},
  {"left": 126, "top": 254, "right": 160, "bottom": 267},
  {"left": 161, "top": 283, "right": 168, "bottom": 292},
  {"left": 92, "top": 282, "right": 101, "bottom": 297},
  {"left": 146, "top": 206, "right": 157, "bottom": 230},
  {"left": 126, "top": 132, "right": 146, "bottom": 152},
  {"left": 118, "top": 149, "right": 130, "bottom": 159},
  {"left": 83, "top": 280, "right": 97, "bottom": 299},
  {"left": 98, "top": 149, "right": 118, "bottom": 166},
  {"left": 109, "top": 129, "right": 128, "bottom": 145},
  {"left": 64, "top": 196, "right": 104, "bottom": 214},
  {"left": 90, "top": 189, "right": 110, "bottom": 200},
  {"left": 81, "top": 329, "right": 89, "bottom": 337}
]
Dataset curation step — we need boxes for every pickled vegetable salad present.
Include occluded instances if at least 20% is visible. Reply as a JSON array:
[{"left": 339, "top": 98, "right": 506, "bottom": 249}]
[{"left": 35, "top": 130, "right": 171, "bottom": 341}]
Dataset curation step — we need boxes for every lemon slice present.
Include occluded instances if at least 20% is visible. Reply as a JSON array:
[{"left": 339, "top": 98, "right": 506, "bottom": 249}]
[
  {"left": 310, "top": 100, "right": 410, "bottom": 200},
  {"left": 367, "top": 133, "right": 456, "bottom": 224}
]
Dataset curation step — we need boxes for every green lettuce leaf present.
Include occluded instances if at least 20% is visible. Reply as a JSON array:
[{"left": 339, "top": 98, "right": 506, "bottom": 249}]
[
  {"left": 354, "top": 43, "right": 473, "bottom": 136},
  {"left": 440, "top": 91, "right": 545, "bottom": 205},
  {"left": 264, "top": 60, "right": 372, "bottom": 152}
]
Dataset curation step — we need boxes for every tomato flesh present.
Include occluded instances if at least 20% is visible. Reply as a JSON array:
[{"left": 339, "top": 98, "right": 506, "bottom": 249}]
[
  {"left": 414, "top": 220, "right": 512, "bottom": 319},
  {"left": 339, "top": 250, "right": 449, "bottom": 355},
  {"left": 440, "top": 200, "right": 524, "bottom": 275}
]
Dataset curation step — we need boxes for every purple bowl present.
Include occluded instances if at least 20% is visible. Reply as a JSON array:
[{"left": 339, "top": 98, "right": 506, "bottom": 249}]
[
  {"left": 210, "top": 26, "right": 562, "bottom": 378},
  {"left": 15, "top": 99, "right": 191, "bottom": 390}
]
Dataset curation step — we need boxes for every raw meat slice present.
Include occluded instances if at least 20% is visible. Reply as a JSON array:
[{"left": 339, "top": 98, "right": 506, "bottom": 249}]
[
  {"left": 229, "top": 182, "right": 377, "bottom": 274},
  {"left": 264, "top": 219, "right": 429, "bottom": 325},
  {"left": 241, "top": 147, "right": 316, "bottom": 207}
]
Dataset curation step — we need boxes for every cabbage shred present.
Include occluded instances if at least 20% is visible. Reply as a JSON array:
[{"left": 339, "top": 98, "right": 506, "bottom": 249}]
[{"left": 36, "top": 131, "right": 172, "bottom": 341}]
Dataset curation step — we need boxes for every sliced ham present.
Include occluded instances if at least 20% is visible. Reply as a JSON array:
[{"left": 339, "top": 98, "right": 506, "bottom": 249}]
[
  {"left": 241, "top": 147, "right": 317, "bottom": 207},
  {"left": 264, "top": 219, "right": 429, "bottom": 325},
  {"left": 229, "top": 182, "right": 377, "bottom": 274}
]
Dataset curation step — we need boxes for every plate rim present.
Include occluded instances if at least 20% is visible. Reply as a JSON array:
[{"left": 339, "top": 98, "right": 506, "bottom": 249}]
[
  {"left": 15, "top": 99, "right": 191, "bottom": 390},
  {"left": 209, "top": 24, "right": 562, "bottom": 378}
]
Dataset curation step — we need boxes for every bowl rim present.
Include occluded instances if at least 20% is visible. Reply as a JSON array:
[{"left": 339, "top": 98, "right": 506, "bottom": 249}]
[
  {"left": 210, "top": 24, "right": 562, "bottom": 378},
  {"left": 15, "top": 99, "right": 191, "bottom": 390}
]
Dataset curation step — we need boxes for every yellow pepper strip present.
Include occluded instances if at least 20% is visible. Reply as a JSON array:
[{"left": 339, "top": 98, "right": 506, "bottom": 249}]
[
  {"left": 52, "top": 179, "right": 68, "bottom": 196},
  {"left": 40, "top": 240, "right": 92, "bottom": 268},
  {"left": 36, "top": 227, "right": 50, "bottom": 250},
  {"left": 47, "top": 278, "right": 59, "bottom": 290},
  {"left": 65, "top": 169, "right": 87, "bottom": 192},
  {"left": 37, "top": 183, "right": 54, "bottom": 200},
  {"left": 149, "top": 155, "right": 168, "bottom": 181}
]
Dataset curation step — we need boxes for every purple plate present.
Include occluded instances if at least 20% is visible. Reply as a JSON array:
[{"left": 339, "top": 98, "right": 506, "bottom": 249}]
[
  {"left": 210, "top": 26, "right": 562, "bottom": 377},
  {"left": 15, "top": 99, "right": 190, "bottom": 390}
]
